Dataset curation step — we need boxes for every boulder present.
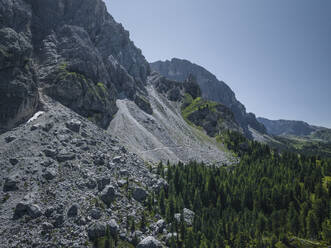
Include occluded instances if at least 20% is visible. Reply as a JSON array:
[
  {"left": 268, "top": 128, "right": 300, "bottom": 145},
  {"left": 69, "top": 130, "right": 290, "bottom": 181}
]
[
  {"left": 66, "top": 119, "right": 82, "bottom": 133},
  {"left": 85, "top": 179, "right": 97, "bottom": 189},
  {"left": 14, "top": 202, "right": 42, "bottom": 219},
  {"left": 43, "top": 149, "right": 58, "bottom": 158},
  {"left": 9, "top": 158, "right": 19, "bottom": 165},
  {"left": 155, "top": 219, "right": 166, "bottom": 233},
  {"left": 3, "top": 175, "right": 19, "bottom": 192},
  {"left": 132, "top": 187, "right": 148, "bottom": 202},
  {"left": 97, "top": 177, "right": 110, "bottom": 191},
  {"left": 100, "top": 185, "right": 116, "bottom": 206},
  {"left": 42, "top": 222, "right": 54, "bottom": 232},
  {"left": 42, "top": 168, "right": 57, "bottom": 180},
  {"left": 53, "top": 214, "right": 65, "bottom": 227},
  {"left": 5, "top": 136, "right": 16, "bottom": 143},
  {"left": 137, "top": 236, "right": 162, "bottom": 248},
  {"left": 174, "top": 208, "right": 195, "bottom": 226},
  {"left": 67, "top": 203, "right": 79, "bottom": 217},
  {"left": 56, "top": 151, "right": 76, "bottom": 162},
  {"left": 112, "top": 156, "right": 122, "bottom": 163},
  {"left": 165, "top": 233, "right": 178, "bottom": 245},
  {"left": 108, "top": 219, "right": 119, "bottom": 236},
  {"left": 90, "top": 208, "right": 102, "bottom": 220},
  {"left": 87, "top": 222, "right": 107, "bottom": 241},
  {"left": 152, "top": 178, "right": 168, "bottom": 193}
]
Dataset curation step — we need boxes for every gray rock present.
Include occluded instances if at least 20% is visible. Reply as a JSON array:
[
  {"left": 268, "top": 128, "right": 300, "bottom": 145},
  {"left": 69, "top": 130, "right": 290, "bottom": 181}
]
[
  {"left": 108, "top": 219, "right": 119, "bottom": 236},
  {"left": 45, "top": 207, "right": 55, "bottom": 218},
  {"left": 137, "top": 236, "right": 162, "bottom": 248},
  {"left": 86, "top": 179, "right": 97, "bottom": 189},
  {"left": 67, "top": 203, "right": 79, "bottom": 217},
  {"left": 112, "top": 156, "right": 122, "bottom": 163},
  {"left": 5, "top": 136, "right": 16, "bottom": 143},
  {"left": 174, "top": 208, "right": 195, "bottom": 226},
  {"left": 152, "top": 178, "right": 168, "bottom": 193},
  {"left": 117, "top": 179, "right": 127, "bottom": 187},
  {"left": 90, "top": 208, "right": 102, "bottom": 220},
  {"left": 134, "top": 94, "right": 153, "bottom": 115},
  {"left": 14, "top": 202, "right": 42, "bottom": 219},
  {"left": 87, "top": 222, "right": 107, "bottom": 241},
  {"left": 56, "top": 151, "right": 76, "bottom": 162},
  {"left": 119, "top": 169, "right": 129, "bottom": 177},
  {"left": 42, "top": 122, "right": 54, "bottom": 132},
  {"left": 165, "top": 233, "right": 177, "bottom": 245},
  {"left": 42, "top": 168, "right": 57, "bottom": 180},
  {"left": 97, "top": 177, "right": 110, "bottom": 191},
  {"left": 9, "top": 158, "right": 19, "bottom": 165},
  {"left": 42, "top": 222, "right": 53, "bottom": 231},
  {"left": 132, "top": 187, "right": 148, "bottom": 202},
  {"left": 3, "top": 176, "right": 19, "bottom": 192},
  {"left": 100, "top": 185, "right": 116, "bottom": 206},
  {"left": 43, "top": 149, "right": 58, "bottom": 158},
  {"left": 53, "top": 214, "right": 65, "bottom": 227},
  {"left": 66, "top": 119, "right": 82, "bottom": 133},
  {"left": 155, "top": 219, "right": 166, "bottom": 234},
  {"left": 27, "top": 204, "right": 42, "bottom": 219}
]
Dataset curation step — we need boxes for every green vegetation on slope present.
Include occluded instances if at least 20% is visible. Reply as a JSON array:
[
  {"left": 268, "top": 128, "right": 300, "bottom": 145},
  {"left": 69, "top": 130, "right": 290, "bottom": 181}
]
[
  {"left": 181, "top": 95, "right": 219, "bottom": 121},
  {"left": 181, "top": 94, "right": 240, "bottom": 137},
  {"left": 150, "top": 133, "right": 331, "bottom": 247},
  {"left": 272, "top": 136, "right": 331, "bottom": 158}
]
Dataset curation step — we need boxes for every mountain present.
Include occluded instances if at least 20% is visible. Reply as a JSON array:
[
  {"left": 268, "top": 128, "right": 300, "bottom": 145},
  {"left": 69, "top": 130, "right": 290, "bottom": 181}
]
[
  {"left": 0, "top": 0, "right": 150, "bottom": 134},
  {"left": 0, "top": 1, "right": 239, "bottom": 247},
  {"left": 258, "top": 117, "right": 331, "bottom": 142},
  {"left": 150, "top": 58, "right": 266, "bottom": 138},
  {"left": 258, "top": 117, "right": 331, "bottom": 157},
  {"left": 109, "top": 72, "right": 237, "bottom": 165},
  {"left": 257, "top": 117, "right": 316, "bottom": 136},
  {"left": 0, "top": 0, "right": 329, "bottom": 247}
]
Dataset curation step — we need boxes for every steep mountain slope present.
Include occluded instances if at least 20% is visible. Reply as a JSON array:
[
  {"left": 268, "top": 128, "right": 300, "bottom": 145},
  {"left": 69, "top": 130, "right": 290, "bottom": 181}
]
[
  {"left": 150, "top": 58, "right": 266, "bottom": 138},
  {"left": 0, "top": 1, "right": 240, "bottom": 247},
  {"left": 0, "top": 0, "right": 150, "bottom": 134},
  {"left": 0, "top": 94, "right": 164, "bottom": 247},
  {"left": 257, "top": 117, "right": 316, "bottom": 136},
  {"left": 109, "top": 73, "right": 236, "bottom": 166}
]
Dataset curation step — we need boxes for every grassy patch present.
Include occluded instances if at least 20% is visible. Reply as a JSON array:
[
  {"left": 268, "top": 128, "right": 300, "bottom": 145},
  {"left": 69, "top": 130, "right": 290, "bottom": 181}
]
[{"left": 181, "top": 96, "right": 218, "bottom": 121}]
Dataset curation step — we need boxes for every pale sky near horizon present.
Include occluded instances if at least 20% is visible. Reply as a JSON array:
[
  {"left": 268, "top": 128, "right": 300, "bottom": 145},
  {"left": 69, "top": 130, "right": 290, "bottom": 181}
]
[{"left": 105, "top": 0, "right": 331, "bottom": 128}]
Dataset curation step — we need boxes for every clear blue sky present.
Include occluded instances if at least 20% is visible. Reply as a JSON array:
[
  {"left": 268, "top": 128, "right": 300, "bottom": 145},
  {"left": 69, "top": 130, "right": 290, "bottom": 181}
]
[{"left": 105, "top": 0, "right": 331, "bottom": 128}]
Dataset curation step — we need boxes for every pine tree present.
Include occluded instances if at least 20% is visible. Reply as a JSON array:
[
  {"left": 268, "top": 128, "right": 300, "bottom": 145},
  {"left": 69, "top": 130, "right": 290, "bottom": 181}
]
[{"left": 307, "top": 210, "right": 318, "bottom": 239}]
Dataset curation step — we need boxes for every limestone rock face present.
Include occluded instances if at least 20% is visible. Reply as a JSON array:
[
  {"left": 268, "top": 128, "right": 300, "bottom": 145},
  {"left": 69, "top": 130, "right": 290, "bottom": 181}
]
[
  {"left": 150, "top": 58, "right": 266, "bottom": 138},
  {"left": 0, "top": 0, "right": 150, "bottom": 132}
]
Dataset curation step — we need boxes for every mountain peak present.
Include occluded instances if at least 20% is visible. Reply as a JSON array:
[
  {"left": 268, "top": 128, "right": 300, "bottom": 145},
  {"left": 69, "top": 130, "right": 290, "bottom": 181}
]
[{"left": 150, "top": 59, "right": 266, "bottom": 138}]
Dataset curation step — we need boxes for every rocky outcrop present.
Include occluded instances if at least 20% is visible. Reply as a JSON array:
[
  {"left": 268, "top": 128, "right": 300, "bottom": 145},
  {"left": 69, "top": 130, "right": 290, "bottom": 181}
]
[
  {"left": 0, "top": 0, "right": 150, "bottom": 132},
  {"left": 0, "top": 26, "right": 39, "bottom": 134},
  {"left": 150, "top": 58, "right": 266, "bottom": 138}
]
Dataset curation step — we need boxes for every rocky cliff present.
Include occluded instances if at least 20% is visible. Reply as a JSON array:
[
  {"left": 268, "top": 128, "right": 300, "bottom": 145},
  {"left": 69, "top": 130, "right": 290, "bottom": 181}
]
[
  {"left": 0, "top": 0, "right": 150, "bottom": 133},
  {"left": 150, "top": 58, "right": 266, "bottom": 138}
]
